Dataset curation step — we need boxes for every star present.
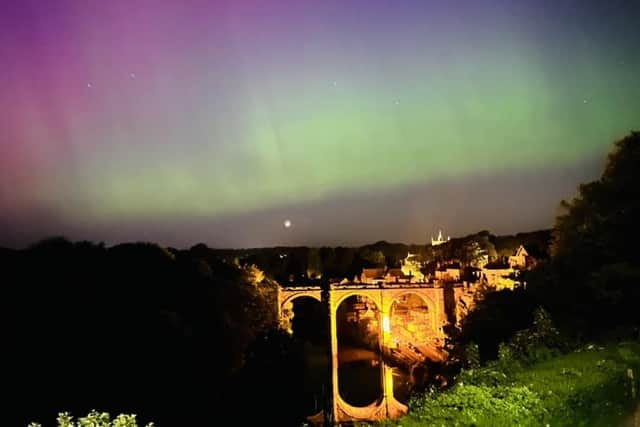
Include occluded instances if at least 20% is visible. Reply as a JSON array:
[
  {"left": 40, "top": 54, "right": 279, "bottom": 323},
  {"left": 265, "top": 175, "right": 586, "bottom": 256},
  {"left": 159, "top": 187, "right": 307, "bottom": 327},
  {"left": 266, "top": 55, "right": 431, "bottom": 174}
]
[
  {"left": 130, "top": 73, "right": 136, "bottom": 79},
  {"left": 87, "top": 83, "right": 92, "bottom": 88},
  {"left": 583, "top": 99, "right": 588, "bottom": 104},
  {"left": 283, "top": 219, "right": 292, "bottom": 229}
]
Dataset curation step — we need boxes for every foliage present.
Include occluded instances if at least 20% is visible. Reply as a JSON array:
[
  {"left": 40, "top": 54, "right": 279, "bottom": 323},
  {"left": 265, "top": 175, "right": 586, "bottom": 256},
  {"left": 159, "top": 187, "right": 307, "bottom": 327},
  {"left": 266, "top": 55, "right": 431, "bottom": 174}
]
[
  {"left": 29, "top": 411, "right": 154, "bottom": 427},
  {"left": 457, "top": 288, "right": 538, "bottom": 361},
  {"left": 358, "top": 248, "right": 387, "bottom": 268},
  {"left": 2, "top": 240, "right": 278, "bottom": 426},
  {"left": 455, "top": 240, "right": 490, "bottom": 267},
  {"left": 243, "top": 263, "right": 266, "bottom": 285},
  {"left": 464, "top": 342, "right": 481, "bottom": 369},
  {"left": 497, "top": 342, "right": 516, "bottom": 367},
  {"left": 306, "top": 247, "right": 322, "bottom": 278},
  {"left": 551, "top": 131, "right": 640, "bottom": 262},
  {"left": 507, "top": 307, "right": 563, "bottom": 363},
  {"left": 405, "top": 383, "right": 544, "bottom": 427},
  {"left": 386, "top": 342, "right": 640, "bottom": 427},
  {"left": 534, "top": 131, "right": 640, "bottom": 334}
]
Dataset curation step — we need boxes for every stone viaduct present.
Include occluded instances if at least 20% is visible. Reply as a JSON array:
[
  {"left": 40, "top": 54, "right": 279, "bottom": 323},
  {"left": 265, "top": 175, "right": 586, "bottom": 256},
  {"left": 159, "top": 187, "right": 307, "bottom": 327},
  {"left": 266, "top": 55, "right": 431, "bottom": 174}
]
[{"left": 277, "top": 282, "right": 449, "bottom": 424}]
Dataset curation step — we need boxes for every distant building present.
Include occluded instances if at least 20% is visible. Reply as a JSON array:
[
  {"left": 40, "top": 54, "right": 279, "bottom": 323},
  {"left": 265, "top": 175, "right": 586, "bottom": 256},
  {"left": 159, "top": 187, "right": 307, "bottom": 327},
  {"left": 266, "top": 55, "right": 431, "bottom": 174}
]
[
  {"left": 462, "top": 266, "right": 483, "bottom": 282},
  {"left": 360, "top": 268, "right": 387, "bottom": 284},
  {"left": 508, "top": 245, "right": 539, "bottom": 270},
  {"left": 431, "top": 230, "right": 450, "bottom": 246},
  {"left": 434, "top": 263, "right": 461, "bottom": 282},
  {"left": 401, "top": 253, "right": 425, "bottom": 281},
  {"left": 386, "top": 268, "right": 413, "bottom": 283},
  {"left": 360, "top": 262, "right": 424, "bottom": 285},
  {"left": 481, "top": 261, "right": 517, "bottom": 289}
]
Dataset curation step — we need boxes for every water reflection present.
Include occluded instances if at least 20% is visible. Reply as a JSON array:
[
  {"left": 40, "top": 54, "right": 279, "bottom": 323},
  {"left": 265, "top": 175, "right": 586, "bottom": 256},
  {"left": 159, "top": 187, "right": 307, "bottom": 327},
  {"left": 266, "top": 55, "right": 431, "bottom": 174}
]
[
  {"left": 392, "top": 366, "right": 412, "bottom": 404},
  {"left": 337, "top": 295, "right": 382, "bottom": 406},
  {"left": 289, "top": 297, "right": 328, "bottom": 415},
  {"left": 292, "top": 294, "right": 426, "bottom": 418},
  {"left": 338, "top": 353, "right": 382, "bottom": 406}
]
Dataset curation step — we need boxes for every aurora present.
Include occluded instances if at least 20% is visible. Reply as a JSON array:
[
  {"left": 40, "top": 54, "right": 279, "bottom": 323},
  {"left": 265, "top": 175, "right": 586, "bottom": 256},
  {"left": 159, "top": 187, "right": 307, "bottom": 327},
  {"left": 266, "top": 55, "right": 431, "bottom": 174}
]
[{"left": 1, "top": 0, "right": 639, "bottom": 248}]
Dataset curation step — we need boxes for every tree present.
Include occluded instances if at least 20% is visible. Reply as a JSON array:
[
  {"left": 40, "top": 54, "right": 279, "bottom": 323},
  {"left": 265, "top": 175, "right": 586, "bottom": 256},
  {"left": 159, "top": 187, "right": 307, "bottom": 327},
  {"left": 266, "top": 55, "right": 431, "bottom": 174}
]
[
  {"left": 457, "top": 241, "right": 487, "bottom": 267},
  {"left": 3, "top": 240, "right": 280, "bottom": 426},
  {"left": 535, "top": 131, "right": 640, "bottom": 333},
  {"left": 30, "top": 411, "right": 155, "bottom": 427},
  {"left": 552, "top": 131, "right": 640, "bottom": 264},
  {"left": 359, "top": 248, "right": 386, "bottom": 268},
  {"left": 307, "top": 247, "right": 323, "bottom": 279}
]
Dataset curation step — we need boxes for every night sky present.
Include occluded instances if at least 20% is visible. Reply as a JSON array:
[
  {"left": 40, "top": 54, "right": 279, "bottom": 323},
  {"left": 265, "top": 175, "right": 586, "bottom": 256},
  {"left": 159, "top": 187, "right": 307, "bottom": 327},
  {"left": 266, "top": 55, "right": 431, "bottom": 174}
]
[{"left": 1, "top": 0, "right": 639, "bottom": 248}]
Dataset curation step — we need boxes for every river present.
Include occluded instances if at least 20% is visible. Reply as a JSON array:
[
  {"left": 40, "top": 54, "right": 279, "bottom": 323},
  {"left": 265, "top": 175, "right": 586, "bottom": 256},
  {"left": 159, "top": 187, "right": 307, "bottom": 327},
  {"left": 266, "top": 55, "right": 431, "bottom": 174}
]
[{"left": 300, "top": 344, "right": 413, "bottom": 416}]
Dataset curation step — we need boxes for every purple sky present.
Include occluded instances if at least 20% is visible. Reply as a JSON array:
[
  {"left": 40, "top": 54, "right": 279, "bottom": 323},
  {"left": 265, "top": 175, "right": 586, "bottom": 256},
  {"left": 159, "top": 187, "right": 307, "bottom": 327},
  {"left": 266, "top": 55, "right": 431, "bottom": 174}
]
[{"left": 1, "top": 0, "right": 638, "bottom": 248}]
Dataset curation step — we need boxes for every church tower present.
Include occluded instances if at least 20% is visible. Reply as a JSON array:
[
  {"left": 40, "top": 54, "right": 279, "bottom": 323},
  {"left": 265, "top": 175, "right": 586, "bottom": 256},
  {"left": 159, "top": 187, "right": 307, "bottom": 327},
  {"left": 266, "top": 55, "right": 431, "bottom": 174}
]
[{"left": 431, "top": 230, "right": 450, "bottom": 246}]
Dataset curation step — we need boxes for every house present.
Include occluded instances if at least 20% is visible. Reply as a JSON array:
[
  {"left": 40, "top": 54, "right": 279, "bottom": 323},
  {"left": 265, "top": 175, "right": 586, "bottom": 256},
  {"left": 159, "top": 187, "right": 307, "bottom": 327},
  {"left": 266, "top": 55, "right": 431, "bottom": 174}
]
[
  {"left": 360, "top": 264, "right": 422, "bottom": 284},
  {"left": 360, "top": 268, "right": 387, "bottom": 284},
  {"left": 385, "top": 268, "right": 413, "bottom": 283},
  {"left": 462, "top": 266, "right": 483, "bottom": 283},
  {"left": 434, "top": 263, "right": 461, "bottom": 282},
  {"left": 508, "top": 244, "right": 540, "bottom": 270},
  {"left": 481, "top": 262, "right": 517, "bottom": 289}
]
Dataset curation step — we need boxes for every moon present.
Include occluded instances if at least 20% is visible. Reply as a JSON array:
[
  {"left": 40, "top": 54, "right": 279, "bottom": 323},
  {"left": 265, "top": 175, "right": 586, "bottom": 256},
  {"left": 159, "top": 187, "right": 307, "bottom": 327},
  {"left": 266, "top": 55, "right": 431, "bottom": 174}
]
[{"left": 283, "top": 219, "right": 292, "bottom": 228}]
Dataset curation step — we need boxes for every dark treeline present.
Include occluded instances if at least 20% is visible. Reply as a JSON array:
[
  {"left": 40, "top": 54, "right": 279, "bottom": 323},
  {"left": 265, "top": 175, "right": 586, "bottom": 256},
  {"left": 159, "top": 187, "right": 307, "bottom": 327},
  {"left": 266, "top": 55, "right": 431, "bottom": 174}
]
[
  {"left": 2, "top": 240, "right": 313, "bottom": 426},
  {"left": 205, "top": 229, "right": 551, "bottom": 284},
  {"left": 2, "top": 230, "right": 547, "bottom": 425},
  {"left": 459, "top": 131, "right": 640, "bottom": 362}
]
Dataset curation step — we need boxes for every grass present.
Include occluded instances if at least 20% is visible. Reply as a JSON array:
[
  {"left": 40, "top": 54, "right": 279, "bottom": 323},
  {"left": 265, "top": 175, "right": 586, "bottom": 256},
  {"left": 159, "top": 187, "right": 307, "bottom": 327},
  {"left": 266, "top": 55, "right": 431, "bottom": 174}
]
[{"left": 380, "top": 342, "right": 640, "bottom": 427}]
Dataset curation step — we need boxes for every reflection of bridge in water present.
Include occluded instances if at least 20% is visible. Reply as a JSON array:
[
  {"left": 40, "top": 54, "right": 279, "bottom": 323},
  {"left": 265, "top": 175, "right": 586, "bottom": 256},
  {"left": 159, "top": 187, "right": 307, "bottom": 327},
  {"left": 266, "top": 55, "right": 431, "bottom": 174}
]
[{"left": 278, "top": 282, "right": 448, "bottom": 424}]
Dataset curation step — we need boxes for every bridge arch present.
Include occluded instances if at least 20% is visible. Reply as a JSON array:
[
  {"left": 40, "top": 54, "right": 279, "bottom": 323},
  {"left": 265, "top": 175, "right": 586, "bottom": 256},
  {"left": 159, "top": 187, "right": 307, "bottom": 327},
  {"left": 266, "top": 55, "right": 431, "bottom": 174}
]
[
  {"left": 278, "top": 289, "right": 321, "bottom": 332},
  {"left": 389, "top": 291, "right": 436, "bottom": 331},
  {"left": 278, "top": 290, "right": 327, "bottom": 417},
  {"left": 334, "top": 290, "right": 381, "bottom": 311},
  {"left": 335, "top": 293, "right": 383, "bottom": 408},
  {"left": 280, "top": 290, "right": 321, "bottom": 309}
]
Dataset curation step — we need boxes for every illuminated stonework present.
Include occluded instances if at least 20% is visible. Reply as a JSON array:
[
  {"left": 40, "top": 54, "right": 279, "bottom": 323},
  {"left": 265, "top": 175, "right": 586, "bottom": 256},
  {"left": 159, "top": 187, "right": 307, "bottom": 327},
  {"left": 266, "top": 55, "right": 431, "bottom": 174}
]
[
  {"left": 508, "top": 245, "right": 538, "bottom": 270},
  {"left": 400, "top": 253, "right": 425, "bottom": 282},
  {"left": 277, "top": 282, "right": 448, "bottom": 424},
  {"left": 431, "top": 230, "right": 450, "bottom": 246},
  {"left": 481, "top": 263, "right": 518, "bottom": 289}
]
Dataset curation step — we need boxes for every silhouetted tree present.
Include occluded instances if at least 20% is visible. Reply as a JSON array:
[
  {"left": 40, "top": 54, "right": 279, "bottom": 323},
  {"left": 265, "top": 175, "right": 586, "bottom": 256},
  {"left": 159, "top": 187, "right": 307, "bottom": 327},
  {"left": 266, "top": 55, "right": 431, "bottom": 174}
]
[
  {"left": 1, "top": 239, "right": 278, "bottom": 426},
  {"left": 533, "top": 131, "right": 640, "bottom": 334},
  {"left": 307, "top": 247, "right": 323, "bottom": 279}
]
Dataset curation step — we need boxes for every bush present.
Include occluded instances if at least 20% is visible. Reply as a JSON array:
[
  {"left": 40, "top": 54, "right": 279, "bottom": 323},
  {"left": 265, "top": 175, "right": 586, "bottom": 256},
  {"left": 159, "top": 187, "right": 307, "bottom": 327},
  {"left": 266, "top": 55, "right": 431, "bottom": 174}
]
[
  {"left": 497, "top": 342, "right": 514, "bottom": 363},
  {"left": 457, "top": 365, "right": 511, "bottom": 388},
  {"left": 29, "top": 411, "right": 155, "bottom": 427},
  {"left": 464, "top": 342, "right": 480, "bottom": 369},
  {"left": 507, "top": 307, "right": 563, "bottom": 364},
  {"left": 406, "top": 383, "right": 544, "bottom": 426},
  {"left": 457, "top": 288, "right": 538, "bottom": 361}
]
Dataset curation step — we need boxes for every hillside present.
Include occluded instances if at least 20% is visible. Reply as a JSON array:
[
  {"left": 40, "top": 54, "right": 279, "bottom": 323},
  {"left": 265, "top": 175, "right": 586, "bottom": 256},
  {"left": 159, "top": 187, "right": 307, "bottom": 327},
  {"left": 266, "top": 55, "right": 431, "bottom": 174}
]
[
  {"left": 384, "top": 342, "right": 640, "bottom": 427},
  {"left": 195, "top": 229, "right": 552, "bottom": 283}
]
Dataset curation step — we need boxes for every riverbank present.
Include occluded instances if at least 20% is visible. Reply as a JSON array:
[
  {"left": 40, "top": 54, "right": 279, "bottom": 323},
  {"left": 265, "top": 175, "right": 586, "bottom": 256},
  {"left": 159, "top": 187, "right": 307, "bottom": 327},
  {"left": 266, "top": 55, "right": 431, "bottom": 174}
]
[{"left": 378, "top": 341, "right": 640, "bottom": 427}]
